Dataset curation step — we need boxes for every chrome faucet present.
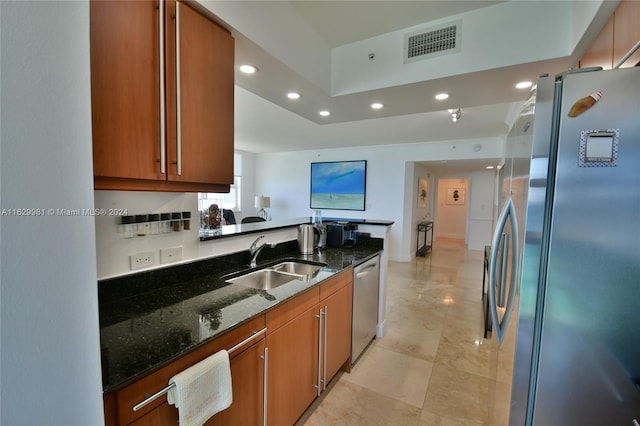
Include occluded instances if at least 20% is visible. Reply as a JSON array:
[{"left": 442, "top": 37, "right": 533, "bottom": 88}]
[{"left": 249, "top": 235, "right": 277, "bottom": 267}]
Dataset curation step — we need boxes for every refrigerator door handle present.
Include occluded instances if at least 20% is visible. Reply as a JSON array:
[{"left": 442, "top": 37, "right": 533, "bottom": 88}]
[
  {"left": 497, "top": 233, "right": 510, "bottom": 308},
  {"left": 489, "top": 197, "right": 520, "bottom": 344}
]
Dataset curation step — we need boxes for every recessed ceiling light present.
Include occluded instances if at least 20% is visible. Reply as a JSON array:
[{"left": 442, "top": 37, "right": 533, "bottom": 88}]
[
  {"left": 319, "top": 110, "right": 330, "bottom": 117},
  {"left": 486, "top": 166, "right": 495, "bottom": 169},
  {"left": 370, "top": 102, "right": 384, "bottom": 109},
  {"left": 435, "top": 93, "right": 449, "bottom": 100},
  {"left": 287, "top": 92, "right": 301, "bottom": 100},
  {"left": 516, "top": 81, "right": 533, "bottom": 89},
  {"left": 239, "top": 64, "right": 257, "bottom": 74}
]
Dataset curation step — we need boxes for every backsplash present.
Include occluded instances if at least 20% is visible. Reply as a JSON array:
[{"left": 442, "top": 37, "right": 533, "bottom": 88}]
[{"left": 94, "top": 191, "right": 297, "bottom": 279}]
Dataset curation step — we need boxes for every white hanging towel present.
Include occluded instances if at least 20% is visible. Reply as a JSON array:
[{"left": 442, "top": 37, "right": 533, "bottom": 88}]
[{"left": 167, "top": 350, "right": 233, "bottom": 426}]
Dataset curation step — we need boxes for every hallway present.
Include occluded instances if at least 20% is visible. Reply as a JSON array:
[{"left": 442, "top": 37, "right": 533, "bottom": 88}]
[{"left": 299, "top": 239, "right": 510, "bottom": 425}]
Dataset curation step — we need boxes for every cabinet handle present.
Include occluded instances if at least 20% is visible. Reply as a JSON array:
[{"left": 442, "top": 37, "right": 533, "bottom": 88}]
[
  {"left": 158, "top": 0, "right": 166, "bottom": 174},
  {"left": 314, "top": 309, "right": 323, "bottom": 396},
  {"left": 355, "top": 262, "right": 377, "bottom": 279},
  {"left": 228, "top": 328, "right": 266, "bottom": 355},
  {"left": 260, "top": 347, "right": 268, "bottom": 426},
  {"left": 323, "top": 305, "right": 328, "bottom": 390},
  {"left": 174, "top": 1, "right": 182, "bottom": 176}
]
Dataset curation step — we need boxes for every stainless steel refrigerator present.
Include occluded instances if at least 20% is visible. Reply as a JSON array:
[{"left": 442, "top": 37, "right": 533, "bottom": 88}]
[{"left": 487, "top": 66, "right": 640, "bottom": 426}]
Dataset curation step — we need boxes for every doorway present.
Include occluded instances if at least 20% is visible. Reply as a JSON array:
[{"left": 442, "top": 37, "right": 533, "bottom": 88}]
[{"left": 435, "top": 178, "right": 468, "bottom": 241}]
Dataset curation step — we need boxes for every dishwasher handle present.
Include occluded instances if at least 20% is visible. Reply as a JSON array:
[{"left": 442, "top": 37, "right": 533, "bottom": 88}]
[{"left": 355, "top": 261, "right": 378, "bottom": 279}]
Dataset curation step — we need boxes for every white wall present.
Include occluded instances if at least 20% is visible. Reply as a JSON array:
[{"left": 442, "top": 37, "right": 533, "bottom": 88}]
[
  {"left": 94, "top": 139, "right": 500, "bottom": 277},
  {"left": 428, "top": 171, "right": 496, "bottom": 250},
  {"left": 331, "top": 1, "right": 572, "bottom": 95},
  {"left": 467, "top": 171, "right": 496, "bottom": 250},
  {"left": 198, "top": 0, "right": 331, "bottom": 92},
  {"left": 407, "top": 163, "right": 436, "bottom": 256},
  {"left": 93, "top": 150, "right": 298, "bottom": 280},
  {"left": 0, "top": 2, "right": 104, "bottom": 424},
  {"left": 435, "top": 178, "right": 469, "bottom": 240},
  {"left": 94, "top": 190, "right": 297, "bottom": 279},
  {"left": 254, "top": 137, "right": 502, "bottom": 262},
  {"left": 235, "top": 149, "right": 258, "bottom": 220}
]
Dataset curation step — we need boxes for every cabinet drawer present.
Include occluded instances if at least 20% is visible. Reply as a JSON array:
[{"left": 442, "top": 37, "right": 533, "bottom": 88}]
[
  {"left": 111, "top": 315, "right": 265, "bottom": 425},
  {"left": 266, "top": 287, "right": 319, "bottom": 332},
  {"left": 319, "top": 268, "right": 353, "bottom": 301}
]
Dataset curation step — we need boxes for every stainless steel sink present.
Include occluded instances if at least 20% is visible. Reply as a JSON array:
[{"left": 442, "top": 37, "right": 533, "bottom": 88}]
[
  {"left": 271, "top": 261, "right": 324, "bottom": 278},
  {"left": 226, "top": 269, "right": 298, "bottom": 290},
  {"left": 225, "top": 260, "right": 326, "bottom": 291}
]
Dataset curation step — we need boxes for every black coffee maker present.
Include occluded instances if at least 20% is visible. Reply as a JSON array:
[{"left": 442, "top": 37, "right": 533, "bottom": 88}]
[{"left": 326, "top": 222, "right": 358, "bottom": 248}]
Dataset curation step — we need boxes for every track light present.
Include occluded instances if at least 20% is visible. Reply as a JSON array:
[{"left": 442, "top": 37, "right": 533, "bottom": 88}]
[{"left": 448, "top": 108, "right": 461, "bottom": 122}]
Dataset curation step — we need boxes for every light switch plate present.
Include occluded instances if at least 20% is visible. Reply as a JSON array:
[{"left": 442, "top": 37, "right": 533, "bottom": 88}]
[{"left": 161, "top": 246, "right": 183, "bottom": 264}]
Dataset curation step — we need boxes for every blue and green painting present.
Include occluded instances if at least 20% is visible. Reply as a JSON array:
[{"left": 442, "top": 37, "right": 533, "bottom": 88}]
[{"left": 310, "top": 161, "right": 366, "bottom": 210}]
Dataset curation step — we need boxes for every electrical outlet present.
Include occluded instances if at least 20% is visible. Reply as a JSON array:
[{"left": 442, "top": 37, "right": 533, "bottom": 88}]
[
  {"left": 130, "top": 251, "right": 155, "bottom": 270},
  {"left": 161, "top": 246, "right": 183, "bottom": 264}
]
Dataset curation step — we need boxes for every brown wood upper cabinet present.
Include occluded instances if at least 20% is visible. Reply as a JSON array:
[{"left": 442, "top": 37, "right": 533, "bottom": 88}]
[
  {"left": 90, "top": 0, "right": 234, "bottom": 192},
  {"left": 578, "top": 0, "right": 640, "bottom": 70}
]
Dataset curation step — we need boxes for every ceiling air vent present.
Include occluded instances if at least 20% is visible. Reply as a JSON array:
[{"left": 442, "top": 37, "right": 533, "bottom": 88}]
[{"left": 404, "top": 20, "right": 461, "bottom": 63}]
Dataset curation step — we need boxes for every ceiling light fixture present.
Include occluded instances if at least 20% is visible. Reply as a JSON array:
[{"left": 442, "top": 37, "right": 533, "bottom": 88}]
[
  {"left": 287, "top": 92, "right": 301, "bottom": 100},
  {"left": 448, "top": 108, "right": 461, "bottom": 122},
  {"left": 370, "top": 102, "right": 384, "bottom": 109},
  {"left": 516, "top": 81, "right": 533, "bottom": 89},
  {"left": 486, "top": 166, "right": 495, "bottom": 169},
  {"left": 239, "top": 64, "right": 257, "bottom": 74},
  {"left": 319, "top": 110, "right": 331, "bottom": 117},
  {"left": 435, "top": 93, "right": 449, "bottom": 100}
]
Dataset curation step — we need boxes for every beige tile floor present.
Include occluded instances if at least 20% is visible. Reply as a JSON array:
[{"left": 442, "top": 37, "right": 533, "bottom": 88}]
[{"left": 298, "top": 238, "right": 508, "bottom": 426}]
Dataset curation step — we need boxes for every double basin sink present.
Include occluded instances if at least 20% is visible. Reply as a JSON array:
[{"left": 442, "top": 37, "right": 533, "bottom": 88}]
[{"left": 224, "top": 259, "right": 326, "bottom": 290}]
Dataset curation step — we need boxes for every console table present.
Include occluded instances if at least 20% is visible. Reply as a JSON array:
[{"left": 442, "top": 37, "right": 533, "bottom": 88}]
[{"left": 416, "top": 221, "right": 434, "bottom": 256}]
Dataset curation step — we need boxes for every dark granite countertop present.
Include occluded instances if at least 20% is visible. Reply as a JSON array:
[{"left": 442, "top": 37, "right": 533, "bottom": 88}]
[
  {"left": 199, "top": 216, "right": 394, "bottom": 240},
  {"left": 320, "top": 217, "right": 395, "bottom": 226},
  {"left": 99, "top": 238, "right": 383, "bottom": 393}
]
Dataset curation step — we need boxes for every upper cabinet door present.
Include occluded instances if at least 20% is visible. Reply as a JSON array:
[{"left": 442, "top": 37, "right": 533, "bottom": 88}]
[
  {"left": 90, "top": 0, "right": 234, "bottom": 192},
  {"left": 165, "top": 0, "right": 234, "bottom": 185},
  {"left": 90, "top": 0, "right": 164, "bottom": 181},
  {"left": 612, "top": 0, "right": 640, "bottom": 67}
]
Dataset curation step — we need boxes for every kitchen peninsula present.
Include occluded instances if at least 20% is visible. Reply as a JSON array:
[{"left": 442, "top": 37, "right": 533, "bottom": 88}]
[{"left": 199, "top": 216, "right": 394, "bottom": 240}]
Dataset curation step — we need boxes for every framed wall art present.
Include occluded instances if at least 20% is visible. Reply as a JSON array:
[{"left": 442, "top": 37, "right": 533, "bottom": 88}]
[
  {"left": 418, "top": 177, "right": 428, "bottom": 208},
  {"left": 310, "top": 160, "right": 367, "bottom": 210},
  {"left": 446, "top": 188, "right": 466, "bottom": 205}
]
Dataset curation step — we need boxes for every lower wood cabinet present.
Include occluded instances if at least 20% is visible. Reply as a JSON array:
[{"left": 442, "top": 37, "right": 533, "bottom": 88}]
[
  {"left": 128, "top": 401, "right": 177, "bottom": 426},
  {"left": 207, "top": 339, "right": 266, "bottom": 426},
  {"left": 320, "top": 280, "right": 353, "bottom": 387},
  {"left": 266, "top": 305, "right": 320, "bottom": 426},
  {"left": 104, "top": 268, "right": 356, "bottom": 426},
  {"left": 104, "top": 316, "right": 265, "bottom": 425},
  {"left": 264, "top": 269, "right": 353, "bottom": 425}
]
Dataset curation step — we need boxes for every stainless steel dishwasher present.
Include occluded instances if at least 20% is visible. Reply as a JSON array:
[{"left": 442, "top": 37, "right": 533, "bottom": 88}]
[{"left": 351, "top": 254, "right": 380, "bottom": 363}]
